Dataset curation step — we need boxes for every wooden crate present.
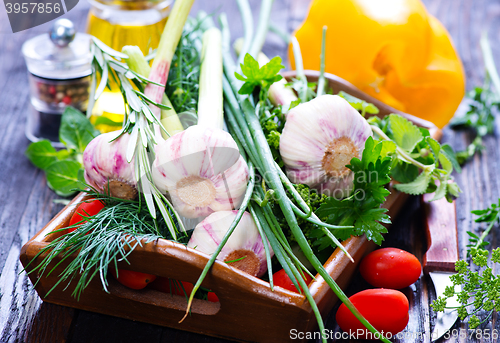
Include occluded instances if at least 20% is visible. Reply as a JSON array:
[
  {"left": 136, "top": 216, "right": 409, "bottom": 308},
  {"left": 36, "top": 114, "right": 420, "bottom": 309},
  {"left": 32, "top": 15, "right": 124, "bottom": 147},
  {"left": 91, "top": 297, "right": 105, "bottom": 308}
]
[{"left": 20, "top": 71, "right": 441, "bottom": 343}]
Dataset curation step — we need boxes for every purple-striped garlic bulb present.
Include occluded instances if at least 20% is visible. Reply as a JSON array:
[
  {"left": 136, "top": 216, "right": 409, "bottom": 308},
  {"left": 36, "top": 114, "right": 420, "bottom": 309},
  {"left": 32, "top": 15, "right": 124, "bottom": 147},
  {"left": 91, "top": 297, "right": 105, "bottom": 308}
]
[
  {"left": 83, "top": 131, "right": 137, "bottom": 200},
  {"left": 188, "top": 211, "right": 272, "bottom": 278},
  {"left": 279, "top": 94, "right": 372, "bottom": 199},
  {"left": 152, "top": 125, "right": 249, "bottom": 218}
]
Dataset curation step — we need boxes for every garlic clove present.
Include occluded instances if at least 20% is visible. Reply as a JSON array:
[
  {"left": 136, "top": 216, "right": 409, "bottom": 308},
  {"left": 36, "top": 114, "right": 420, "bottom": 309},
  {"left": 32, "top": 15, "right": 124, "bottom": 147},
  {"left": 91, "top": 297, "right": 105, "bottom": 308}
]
[
  {"left": 188, "top": 211, "right": 272, "bottom": 278},
  {"left": 152, "top": 125, "right": 249, "bottom": 218},
  {"left": 83, "top": 131, "right": 137, "bottom": 200},
  {"left": 280, "top": 94, "right": 372, "bottom": 198}
]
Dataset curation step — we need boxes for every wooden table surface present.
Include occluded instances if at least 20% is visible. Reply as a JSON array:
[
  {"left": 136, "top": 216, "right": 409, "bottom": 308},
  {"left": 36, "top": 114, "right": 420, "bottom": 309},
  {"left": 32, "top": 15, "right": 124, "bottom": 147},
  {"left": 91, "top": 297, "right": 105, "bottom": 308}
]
[{"left": 0, "top": 0, "right": 499, "bottom": 342}]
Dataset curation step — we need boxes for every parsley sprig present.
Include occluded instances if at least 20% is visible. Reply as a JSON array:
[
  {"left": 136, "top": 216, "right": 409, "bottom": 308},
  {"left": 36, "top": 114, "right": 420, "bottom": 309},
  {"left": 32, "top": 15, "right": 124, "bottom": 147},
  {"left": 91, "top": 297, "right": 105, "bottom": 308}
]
[
  {"left": 431, "top": 199, "right": 500, "bottom": 329},
  {"left": 315, "top": 137, "right": 394, "bottom": 246},
  {"left": 235, "top": 53, "right": 285, "bottom": 101}
]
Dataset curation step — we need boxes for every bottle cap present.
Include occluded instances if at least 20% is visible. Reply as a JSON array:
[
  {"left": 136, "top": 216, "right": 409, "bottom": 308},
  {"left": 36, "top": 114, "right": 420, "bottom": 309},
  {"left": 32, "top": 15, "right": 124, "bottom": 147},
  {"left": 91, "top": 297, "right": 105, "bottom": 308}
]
[{"left": 22, "top": 19, "right": 92, "bottom": 80}]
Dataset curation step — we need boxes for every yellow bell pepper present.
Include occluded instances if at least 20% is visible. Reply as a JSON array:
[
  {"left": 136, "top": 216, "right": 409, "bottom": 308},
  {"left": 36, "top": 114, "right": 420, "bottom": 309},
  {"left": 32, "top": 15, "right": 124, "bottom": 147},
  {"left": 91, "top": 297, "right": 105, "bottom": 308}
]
[{"left": 290, "top": 0, "right": 465, "bottom": 128}]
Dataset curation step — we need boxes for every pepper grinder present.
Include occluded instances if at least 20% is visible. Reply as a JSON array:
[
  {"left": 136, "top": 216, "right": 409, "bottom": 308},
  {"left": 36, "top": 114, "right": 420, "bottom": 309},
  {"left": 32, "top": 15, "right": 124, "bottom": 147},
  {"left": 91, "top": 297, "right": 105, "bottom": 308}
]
[{"left": 22, "top": 19, "right": 92, "bottom": 146}]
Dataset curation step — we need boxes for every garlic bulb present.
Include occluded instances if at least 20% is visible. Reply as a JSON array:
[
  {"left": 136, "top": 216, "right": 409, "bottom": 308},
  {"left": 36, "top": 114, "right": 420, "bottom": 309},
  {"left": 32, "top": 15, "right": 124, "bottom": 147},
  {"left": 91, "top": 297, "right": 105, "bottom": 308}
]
[
  {"left": 280, "top": 94, "right": 372, "bottom": 198},
  {"left": 83, "top": 131, "right": 137, "bottom": 200},
  {"left": 188, "top": 211, "right": 272, "bottom": 278},
  {"left": 152, "top": 125, "right": 249, "bottom": 218}
]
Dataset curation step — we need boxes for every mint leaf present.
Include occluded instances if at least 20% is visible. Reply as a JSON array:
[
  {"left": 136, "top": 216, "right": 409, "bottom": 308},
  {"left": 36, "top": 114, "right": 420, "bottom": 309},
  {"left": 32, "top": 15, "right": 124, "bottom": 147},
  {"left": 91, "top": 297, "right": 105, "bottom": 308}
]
[
  {"left": 388, "top": 114, "right": 423, "bottom": 152},
  {"left": 441, "top": 144, "right": 462, "bottom": 173},
  {"left": 338, "top": 91, "right": 379, "bottom": 115},
  {"left": 394, "top": 171, "right": 432, "bottom": 195},
  {"left": 235, "top": 54, "right": 284, "bottom": 96},
  {"left": 426, "top": 137, "right": 441, "bottom": 161},
  {"left": 25, "top": 140, "right": 59, "bottom": 170},
  {"left": 391, "top": 161, "right": 419, "bottom": 183},
  {"left": 439, "top": 153, "right": 453, "bottom": 173},
  {"left": 59, "top": 107, "right": 100, "bottom": 153},
  {"left": 431, "top": 181, "right": 448, "bottom": 201},
  {"left": 45, "top": 160, "right": 84, "bottom": 197}
]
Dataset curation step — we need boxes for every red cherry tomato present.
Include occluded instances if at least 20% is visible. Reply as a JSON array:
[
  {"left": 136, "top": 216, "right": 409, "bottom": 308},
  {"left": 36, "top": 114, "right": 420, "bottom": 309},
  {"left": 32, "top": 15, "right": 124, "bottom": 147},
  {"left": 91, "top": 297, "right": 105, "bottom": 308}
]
[
  {"left": 336, "top": 289, "right": 409, "bottom": 339},
  {"left": 149, "top": 277, "right": 193, "bottom": 295},
  {"left": 360, "top": 248, "right": 422, "bottom": 289},
  {"left": 68, "top": 199, "right": 105, "bottom": 233},
  {"left": 273, "top": 269, "right": 313, "bottom": 293},
  {"left": 113, "top": 269, "right": 157, "bottom": 290},
  {"left": 149, "top": 277, "right": 219, "bottom": 302},
  {"left": 207, "top": 291, "right": 219, "bottom": 303}
]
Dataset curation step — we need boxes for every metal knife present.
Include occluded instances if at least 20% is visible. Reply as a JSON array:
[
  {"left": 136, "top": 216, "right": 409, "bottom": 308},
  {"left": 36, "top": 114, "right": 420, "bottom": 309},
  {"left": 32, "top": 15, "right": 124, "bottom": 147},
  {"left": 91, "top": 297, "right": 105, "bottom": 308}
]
[{"left": 422, "top": 194, "right": 461, "bottom": 341}]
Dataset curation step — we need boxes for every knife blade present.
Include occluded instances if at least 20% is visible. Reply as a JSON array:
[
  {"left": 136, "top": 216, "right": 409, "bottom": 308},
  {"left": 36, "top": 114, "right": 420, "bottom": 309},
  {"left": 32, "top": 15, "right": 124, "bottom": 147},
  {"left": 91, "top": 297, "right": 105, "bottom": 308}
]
[{"left": 422, "top": 194, "right": 460, "bottom": 341}]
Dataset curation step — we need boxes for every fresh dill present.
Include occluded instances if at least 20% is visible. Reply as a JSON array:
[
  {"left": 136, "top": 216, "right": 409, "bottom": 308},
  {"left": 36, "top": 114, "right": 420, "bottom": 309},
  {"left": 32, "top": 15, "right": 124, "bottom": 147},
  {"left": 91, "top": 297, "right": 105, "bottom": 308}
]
[
  {"left": 165, "top": 19, "right": 203, "bottom": 126},
  {"left": 25, "top": 190, "right": 189, "bottom": 300},
  {"left": 431, "top": 199, "right": 500, "bottom": 329}
]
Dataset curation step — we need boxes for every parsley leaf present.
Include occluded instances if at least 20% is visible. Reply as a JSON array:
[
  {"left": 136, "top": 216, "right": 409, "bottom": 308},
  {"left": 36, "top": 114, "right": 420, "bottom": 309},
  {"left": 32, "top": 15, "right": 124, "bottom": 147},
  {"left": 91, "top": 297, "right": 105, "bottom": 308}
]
[
  {"left": 315, "top": 137, "right": 392, "bottom": 246},
  {"left": 235, "top": 53, "right": 284, "bottom": 98}
]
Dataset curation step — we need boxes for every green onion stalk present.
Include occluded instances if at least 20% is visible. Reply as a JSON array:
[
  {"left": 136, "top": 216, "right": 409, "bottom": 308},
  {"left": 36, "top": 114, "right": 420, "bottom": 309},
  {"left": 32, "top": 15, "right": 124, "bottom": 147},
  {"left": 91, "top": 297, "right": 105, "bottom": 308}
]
[
  {"left": 144, "top": 0, "right": 195, "bottom": 129},
  {"left": 217, "top": 11, "right": 392, "bottom": 343},
  {"left": 197, "top": 27, "right": 224, "bottom": 129},
  {"left": 121, "top": 46, "right": 184, "bottom": 139},
  {"left": 235, "top": 0, "right": 254, "bottom": 67}
]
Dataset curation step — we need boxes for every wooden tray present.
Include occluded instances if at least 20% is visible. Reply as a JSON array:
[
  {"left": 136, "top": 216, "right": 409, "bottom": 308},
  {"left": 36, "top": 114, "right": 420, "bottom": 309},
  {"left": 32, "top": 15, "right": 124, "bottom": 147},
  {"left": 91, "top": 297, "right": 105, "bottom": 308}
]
[{"left": 20, "top": 71, "right": 442, "bottom": 343}]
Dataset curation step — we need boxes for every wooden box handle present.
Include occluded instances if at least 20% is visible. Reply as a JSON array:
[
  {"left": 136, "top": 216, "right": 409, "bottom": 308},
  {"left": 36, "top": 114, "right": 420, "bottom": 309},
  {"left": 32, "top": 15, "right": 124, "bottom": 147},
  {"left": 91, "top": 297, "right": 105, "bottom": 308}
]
[{"left": 422, "top": 194, "right": 459, "bottom": 274}]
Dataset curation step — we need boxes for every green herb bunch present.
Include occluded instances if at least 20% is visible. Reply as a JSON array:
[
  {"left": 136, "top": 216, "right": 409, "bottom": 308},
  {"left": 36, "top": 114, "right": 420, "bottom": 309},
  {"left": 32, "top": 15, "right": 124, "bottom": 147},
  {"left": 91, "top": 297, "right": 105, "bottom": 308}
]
[
  {"left": 164, "top": 19, "right": 202, "bottom": 127},
  {"left": 25, "top": 107, "right": 99, "bottom": 196},
  {"left": 450, "top": 34, "right": 499, "bottom": 164},
  {"left": 370, "top": 114, "right": 461, "bottom": 202},
  {"left": 431, "top": 248, "right": 500, "bottom": 329},
  {"left": 27, "top": 190, "right": 188, "bottom": 299},
  {"left": 431, "top": 199, "right": 500, "bottom": 328}
]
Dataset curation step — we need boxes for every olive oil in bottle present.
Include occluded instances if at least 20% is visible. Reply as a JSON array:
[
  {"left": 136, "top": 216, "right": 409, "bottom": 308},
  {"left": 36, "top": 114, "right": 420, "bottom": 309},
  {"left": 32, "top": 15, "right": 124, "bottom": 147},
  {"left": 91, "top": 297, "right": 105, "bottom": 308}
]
[{"left": 86, "top": 0, "right": 171, "bottom": 132}]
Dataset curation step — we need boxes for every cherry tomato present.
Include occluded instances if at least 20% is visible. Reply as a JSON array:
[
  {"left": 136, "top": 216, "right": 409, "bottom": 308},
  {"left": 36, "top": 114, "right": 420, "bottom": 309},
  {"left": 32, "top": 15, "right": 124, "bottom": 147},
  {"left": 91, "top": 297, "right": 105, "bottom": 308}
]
[
  {"left": 207, "top": 292, "right": 219, "bottom": 303},
  {"left": 359, "top": 248, "right": 422, "bottom": 289},
  {"left": 68, "top": 199, "right": 105, "bottom": 233},
  {"left": 149, "top": 277, "right": 219, "bottom": 302},
  {"left": 113, "top": 269, "right": 156, "bottom": 290},
  {"left": 336, "top": 289, "right": 409, "bottom": 339},
  {"left": 273, "top": 269, "right": 313, "bottom": 293}
]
